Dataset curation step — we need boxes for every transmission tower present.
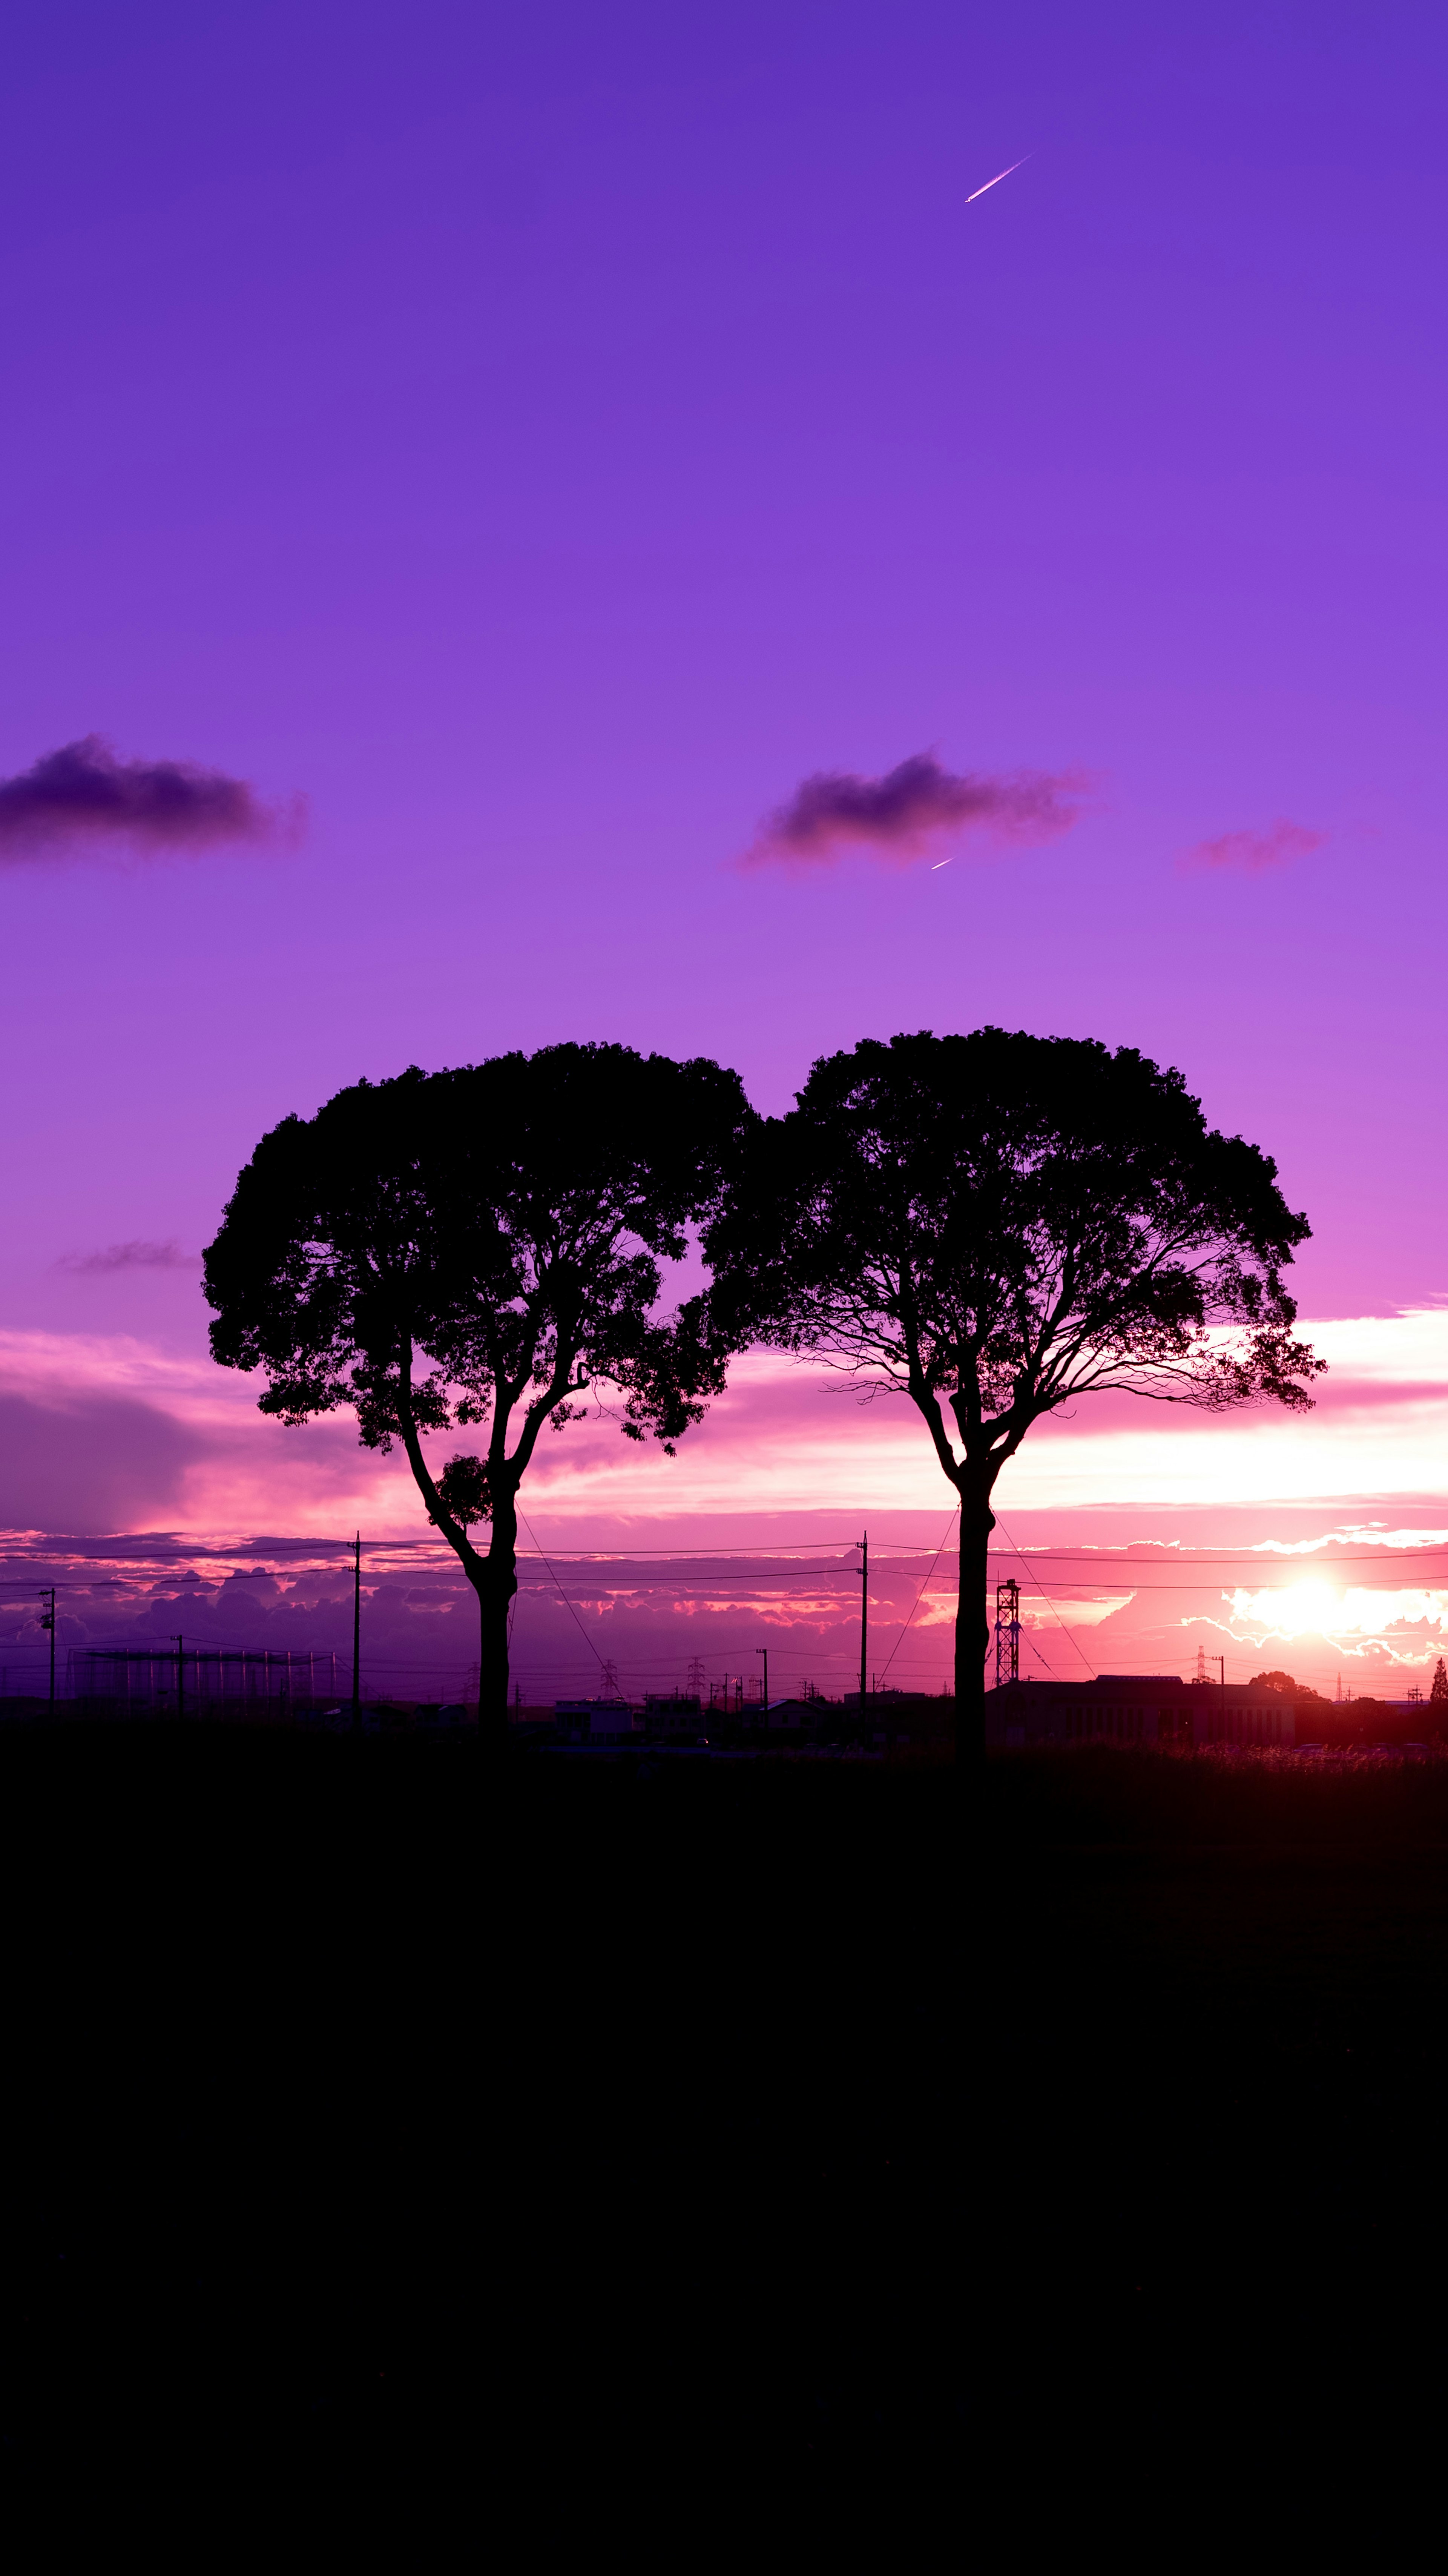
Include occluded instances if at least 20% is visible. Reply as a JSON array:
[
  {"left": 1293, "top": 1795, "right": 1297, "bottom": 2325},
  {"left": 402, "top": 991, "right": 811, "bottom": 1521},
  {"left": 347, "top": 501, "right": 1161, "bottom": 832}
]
[{"left": 994, "top": 1579, "right": 1020, "bottom": 1689}]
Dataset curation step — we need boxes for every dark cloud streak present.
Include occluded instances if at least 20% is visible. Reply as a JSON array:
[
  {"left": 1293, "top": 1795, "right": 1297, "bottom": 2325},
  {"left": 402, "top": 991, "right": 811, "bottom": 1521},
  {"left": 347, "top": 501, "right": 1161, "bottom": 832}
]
[
  {"left": 0, "top": 736, "right": 301, "bottom": 861},
  {"left": 1180, "top": 819, "right": 1325, "bottom": 876},
  {"left": 56, "top": 1240, "right": 197, "bottom": 1274},
  {"left": 744, "top": 752, "right": 1088, "bottom": 867}
]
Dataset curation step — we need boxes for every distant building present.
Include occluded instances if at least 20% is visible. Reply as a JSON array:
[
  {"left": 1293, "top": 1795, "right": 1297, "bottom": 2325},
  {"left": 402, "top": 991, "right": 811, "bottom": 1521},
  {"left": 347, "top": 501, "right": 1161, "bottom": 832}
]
[
  {"left": 71, "top": 1644, "right": 340, "bottom": 1710},
  {"left": 554, "top": 1699, "right": 642, "bottom": 1741},
  {"left": 844, "top": 1690, "right": 956, "bottom": 1748},
  {"left": 643, "top": 1695, "right": 704, "bottom": 1738},
  {"left": 985, "top": 1674, "right": 1295, "bottom": 1750}
]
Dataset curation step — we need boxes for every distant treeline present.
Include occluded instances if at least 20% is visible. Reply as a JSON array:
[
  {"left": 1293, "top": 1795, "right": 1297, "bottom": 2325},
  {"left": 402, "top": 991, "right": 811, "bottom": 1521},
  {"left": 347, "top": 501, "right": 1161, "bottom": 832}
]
[{"left": 1291, "top": 1699, "right": 1446, "bottom": 1749}]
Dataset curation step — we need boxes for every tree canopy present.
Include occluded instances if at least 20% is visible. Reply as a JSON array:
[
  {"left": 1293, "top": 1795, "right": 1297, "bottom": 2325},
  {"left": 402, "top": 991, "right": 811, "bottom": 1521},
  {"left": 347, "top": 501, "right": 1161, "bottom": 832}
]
[
  {"left": 704, "top": 1027, "right": 1322, "bottom": 1755},
  {"left": 203, "top": 1042, "right": 753, "bottom": 1727},
  {"left": 1249, "top": 1669, "right": 1326, "bottom": 1701}
]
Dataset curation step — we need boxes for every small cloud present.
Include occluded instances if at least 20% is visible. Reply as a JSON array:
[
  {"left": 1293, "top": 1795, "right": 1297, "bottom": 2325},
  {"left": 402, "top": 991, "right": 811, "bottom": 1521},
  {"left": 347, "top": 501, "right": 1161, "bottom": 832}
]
[
  {"left": 0, "top": 735, "right": 303, "bottom": 862},
  {"left": 56, "top": 1240, "right": 197, "bottom": 1275},
  {"left": 1180, "top": 818, "right": 1325, "bottom": 877},
  {"left": 742, "top": 751, "right": 1090, "bottom": 867}
]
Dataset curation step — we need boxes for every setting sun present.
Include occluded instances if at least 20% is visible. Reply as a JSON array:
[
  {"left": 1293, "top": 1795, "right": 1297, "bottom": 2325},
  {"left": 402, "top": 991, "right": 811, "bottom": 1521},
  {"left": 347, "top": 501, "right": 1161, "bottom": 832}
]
[
  {"left": 1228, "top": 1578, "right": 1343, "bottom": 1639},
  {"left": 1228, "top": 1580, "right": 1448, "bottom": 1644}
]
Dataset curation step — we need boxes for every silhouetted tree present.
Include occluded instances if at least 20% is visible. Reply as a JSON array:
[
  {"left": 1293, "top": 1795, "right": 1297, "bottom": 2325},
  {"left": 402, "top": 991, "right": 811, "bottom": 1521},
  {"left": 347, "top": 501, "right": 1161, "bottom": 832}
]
[
  {"left": 1431, "top": 1658, "right": 1448, "bottom": 1704},
  {"left": 1250, "top": 1669, "right": 1327, "bottom": 1702},
  {"left": 704, "top": 1029, "right": 1322, "bottom": 1762},
  {"left": 203, "top": 1045, "right": 752, "bottom": 1735}
]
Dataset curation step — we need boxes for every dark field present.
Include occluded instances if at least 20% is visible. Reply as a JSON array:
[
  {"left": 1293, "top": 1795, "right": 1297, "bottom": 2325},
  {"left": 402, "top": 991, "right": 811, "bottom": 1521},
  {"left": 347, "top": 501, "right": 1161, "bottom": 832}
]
[
  {"left": 3, "top": 1733, "right": 1445, "bottom": 2523},
  {"left": 985, "top": 1749, "right": 1448, "bottom": 2531}
]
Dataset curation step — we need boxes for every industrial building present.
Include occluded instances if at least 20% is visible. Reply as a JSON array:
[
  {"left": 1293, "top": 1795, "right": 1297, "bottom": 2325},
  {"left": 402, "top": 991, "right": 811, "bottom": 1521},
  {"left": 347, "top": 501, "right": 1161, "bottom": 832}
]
[{"left": 985, "top": 1673, "right": 1296, "bottom": 1750}]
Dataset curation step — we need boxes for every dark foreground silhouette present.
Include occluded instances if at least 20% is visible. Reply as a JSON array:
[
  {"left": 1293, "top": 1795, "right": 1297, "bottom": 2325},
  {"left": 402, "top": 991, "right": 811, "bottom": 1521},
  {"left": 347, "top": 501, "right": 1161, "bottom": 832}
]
[{"left": 2, "top": 1736, "right": 1443, "bottom": 2528}]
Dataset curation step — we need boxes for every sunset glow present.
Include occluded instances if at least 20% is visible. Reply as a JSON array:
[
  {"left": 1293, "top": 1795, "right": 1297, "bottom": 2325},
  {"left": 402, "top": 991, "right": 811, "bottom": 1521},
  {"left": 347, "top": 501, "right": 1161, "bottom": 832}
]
[
  {"left": 0, "top": 7, "right": 1444, "bottom": 1706},
  {"left": 1226, "top": 1581, "right": 1448, "bottom": 1647},
  {"left": 13, "top": 12, "right": 1448, "bottom": 2515}
]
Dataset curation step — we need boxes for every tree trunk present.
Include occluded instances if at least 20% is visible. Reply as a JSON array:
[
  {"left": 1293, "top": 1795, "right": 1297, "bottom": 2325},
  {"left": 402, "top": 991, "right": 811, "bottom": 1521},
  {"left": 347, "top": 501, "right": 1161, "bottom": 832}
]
[
  {"left": 474, "top": 1514, "right": 518, "bottom": 1746},
  {"left": 954, "top": 1477, "right": 996, "bottom": 1764}
]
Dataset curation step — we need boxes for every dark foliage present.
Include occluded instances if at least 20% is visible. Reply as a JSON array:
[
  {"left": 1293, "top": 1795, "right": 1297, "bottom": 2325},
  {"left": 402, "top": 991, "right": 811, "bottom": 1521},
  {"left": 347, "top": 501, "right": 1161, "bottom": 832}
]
[
  {"left": 436, "top": 1451, "right": 488, "bottom": 1529},
  {"left": 203, "top": 1043, "right": 754, "bottom": 1722},
  {"left": 1250, "top": 1667, "right": 1328, "bottom": 1700}
]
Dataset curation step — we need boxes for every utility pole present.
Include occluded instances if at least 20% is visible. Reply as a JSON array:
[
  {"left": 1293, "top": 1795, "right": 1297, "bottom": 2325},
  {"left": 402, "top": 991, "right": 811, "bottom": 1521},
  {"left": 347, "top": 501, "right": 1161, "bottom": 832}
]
[
  {"left": 1213, "top": 1653, "right": 1226, "bottom": 1743},
  {"left": 857, "top": 1532, "right": 868, "bottom": 1715},
  {"left": 352, "top": 1533, "right": 362, "bottom": 1728},
  {"left": 755, "top": 1645, "right": 768, "bottom": 1735},
  {"left": 39, "top": 1588, "right": 55, "bottom": 1707},
  {"left": 173, "top": 1633, "right": 184, "bottom": 1721}
]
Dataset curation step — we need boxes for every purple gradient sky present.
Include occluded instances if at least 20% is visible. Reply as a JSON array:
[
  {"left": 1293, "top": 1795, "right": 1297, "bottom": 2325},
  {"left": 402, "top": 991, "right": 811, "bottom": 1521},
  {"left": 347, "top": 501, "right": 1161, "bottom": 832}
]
[{"left": 2, "top": 3, "right": 1446, "bottom": 1591}]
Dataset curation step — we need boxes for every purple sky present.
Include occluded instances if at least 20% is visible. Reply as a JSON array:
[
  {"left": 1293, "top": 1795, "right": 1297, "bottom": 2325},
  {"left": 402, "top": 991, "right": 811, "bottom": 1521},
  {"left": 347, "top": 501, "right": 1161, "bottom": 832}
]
[{"left": 2, "top": 3, "right": 1447, "bottom": 1686}]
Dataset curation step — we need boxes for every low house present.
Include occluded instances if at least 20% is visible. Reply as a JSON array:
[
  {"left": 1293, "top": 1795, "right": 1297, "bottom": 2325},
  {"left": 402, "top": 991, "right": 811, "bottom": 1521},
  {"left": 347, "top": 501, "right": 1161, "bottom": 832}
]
[
  {"left": 643, "top": 1695, "right": 704, "bottom": 1738},
  {"left": 842, "top": 1691, "right": 956, "bottom": 1748},
  {"left": 416, "top": 1701, "right": 471, "bottom": 1730},
  {"left": 554, "top": 1699, "right": 643, "bottom": 1741}
]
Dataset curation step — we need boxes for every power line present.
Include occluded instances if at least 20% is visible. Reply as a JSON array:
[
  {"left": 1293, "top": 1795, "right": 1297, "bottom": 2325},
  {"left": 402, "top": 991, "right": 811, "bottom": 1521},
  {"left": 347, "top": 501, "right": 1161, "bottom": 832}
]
[
  {"left": 8, "top": 1532, "right": 1443, "bottom": 1572},
  {"left": 517, "top": 1510, "right": 609, "bottom": 1680},
  {"left": 982, "top": 1547, "right": 1448, "bottom": 1569},
  {"left": 9, "top": 1567, "right": 1448, "bottom": 1600},
  {"left": 6, "top": 1542, "right": 1448, "bottom": 1588},
  {"left": 993, "top": 1509, "right": 1096, "bottom": 1677},
  {"left": 877, "top": 1507, "right": 959, "bottom": 1687}
]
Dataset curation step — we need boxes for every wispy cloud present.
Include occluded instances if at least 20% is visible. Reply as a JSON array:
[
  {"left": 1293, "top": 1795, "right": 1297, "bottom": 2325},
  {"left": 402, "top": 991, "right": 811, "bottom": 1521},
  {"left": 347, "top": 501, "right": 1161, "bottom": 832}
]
[
  {"left": 56, "top": 1240, "right": 197, "bottom": 1275},
  {"left": 1181, "top": 818, "right": 1325, "bottom": 876},
  {"left": 0, "top": 736, "right": 302, "bottom": 861},
  {"left": 742, "top": 752, "right": 1089, "bottom": 868}
]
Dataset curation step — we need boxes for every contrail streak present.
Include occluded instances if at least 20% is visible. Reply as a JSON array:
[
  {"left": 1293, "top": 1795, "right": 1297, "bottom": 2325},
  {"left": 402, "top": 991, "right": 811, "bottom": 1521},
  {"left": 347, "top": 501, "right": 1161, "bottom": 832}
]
[{"left": 966, "top": 155, "right": 1029, "bottom": 204}]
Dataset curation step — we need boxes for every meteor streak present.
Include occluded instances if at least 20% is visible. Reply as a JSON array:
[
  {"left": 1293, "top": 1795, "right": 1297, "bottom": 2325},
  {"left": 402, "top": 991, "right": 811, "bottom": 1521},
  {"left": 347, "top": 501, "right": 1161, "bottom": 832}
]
[{"left": 966, "top": 155, "right": 1029, "bottom": 204}]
